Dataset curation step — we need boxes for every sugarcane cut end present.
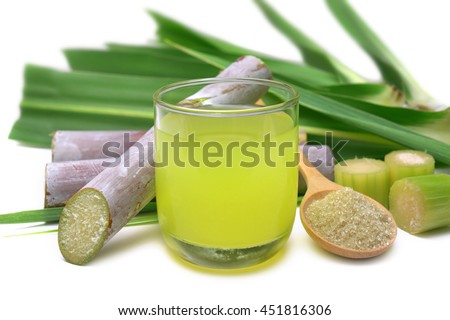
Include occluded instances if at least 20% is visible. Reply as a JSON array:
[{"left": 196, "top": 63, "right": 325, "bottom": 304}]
[
  {"left": 58, "top": 188, "right": 110, "bottom": 265},
  {"left": 389, "top": 179, "right": 425, "bottom": 234}
]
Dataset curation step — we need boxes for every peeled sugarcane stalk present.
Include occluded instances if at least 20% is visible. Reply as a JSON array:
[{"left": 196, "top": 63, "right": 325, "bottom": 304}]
[
  {"left": 46, "top": 159, "right": 106, "bottom": 207},
  {"left": 58, "top": 55, "right": 273, "bottom": 265},
  {"left": 52, "top": 130, "right": 145, "bottom": 162}
]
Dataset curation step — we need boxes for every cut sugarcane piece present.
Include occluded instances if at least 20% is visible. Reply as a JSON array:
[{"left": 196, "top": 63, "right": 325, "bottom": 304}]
[
  {"left": 334, "top": 158, "right": 389, "bottom": 207},
  {"left": 52, "top": 130, "right": 145, "bottom": 162},
  {"left": 58, "top": 55, "right": 272, "bottom": 265},
  {"left": 45, "top": 159, "right": 106, "bottom": 207},
  {"left": 389, "top": 174, "right": 450, "bottom": 234},
  {"left": 384, "top": 150, "right": 435, "bottom": 186},
  {"left": 58, "top": 128, "right": 155, "bottom": 265}
]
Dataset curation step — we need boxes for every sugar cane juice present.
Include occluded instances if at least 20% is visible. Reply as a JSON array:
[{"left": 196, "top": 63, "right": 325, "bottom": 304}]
[{"left": 155, "top": 109, "right": 298, "bottom": 265}]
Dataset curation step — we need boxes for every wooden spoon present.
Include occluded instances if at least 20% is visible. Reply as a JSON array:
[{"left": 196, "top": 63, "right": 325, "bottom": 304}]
[{"left": 298, "top": 152, "right": 397, "bottom": 259}]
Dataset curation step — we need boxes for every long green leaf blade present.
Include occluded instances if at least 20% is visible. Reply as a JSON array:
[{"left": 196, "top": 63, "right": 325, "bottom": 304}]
[
  {"left": 24, "top": 65, "right": 184, "bottom": 108},
  {"left": 300, "top": 89, "right": 450, "bottom": 164},
  {"left": 254, "top": 0, "right": 363, "bottom": 83},
  {"left": 9, "top": 107, "right": 151, "bottom": 147},
  {"left": 325, "top": 0, "right": 433, "bottom": 106},
  {"left": 148, "top": 10, "right": 341, "bottom": 87},
  {"left": 9, "top": 65, "right": 182, "bottom": 146},
  {"left": 107, "top": 42, "right": 202, "bottom": 61},
  {"left": 0, "top": 207, "right": 63, "bottom": 224},
  {"left": 148, "top": 10, "right": 252, "bottom": 56},
  {"left": 318, "top": 94, "right": 449, "bottom": 127},
  {"left": 164, "top": 40, "right": 230, "bottom": 69},
  {"left": 65, "top": 49, "right": 218, "bottom": 78},
  {"left": 318, "top": 83, "right": 404, "bottom": 106}
]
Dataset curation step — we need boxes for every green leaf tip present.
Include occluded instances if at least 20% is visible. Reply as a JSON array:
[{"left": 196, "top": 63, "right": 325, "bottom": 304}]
[
  {"left": 254, "top": 0, "right": 364, "bottom": 83},
  {"left": 325, "top": 0, "right": 434, "bottom": 108}
]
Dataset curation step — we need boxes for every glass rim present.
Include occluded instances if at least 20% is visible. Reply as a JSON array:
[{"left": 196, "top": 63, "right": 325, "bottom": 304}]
[{"left": 153, "top": 77, "right": 299, "bottom": 117}]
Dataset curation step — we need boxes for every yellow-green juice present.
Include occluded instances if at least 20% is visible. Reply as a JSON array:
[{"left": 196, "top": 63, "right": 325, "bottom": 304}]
[{"left": 155, "top": 110, "right": 298, "bottom": 268}]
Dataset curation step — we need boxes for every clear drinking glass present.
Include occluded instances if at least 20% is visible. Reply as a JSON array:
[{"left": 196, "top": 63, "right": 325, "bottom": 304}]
[{"left": 154, "top": 78, "right": 299, "bottom": 269}]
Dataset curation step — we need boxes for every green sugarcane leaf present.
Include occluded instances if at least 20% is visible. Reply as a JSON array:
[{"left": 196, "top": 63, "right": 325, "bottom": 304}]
[
  {"left": 24, "top": 65, "right": 185, "bottom": 108},
  {"left": 299, "top": 89, "right": 450, "bottom": 164},
  {"left": 107, "top": 42, "right": 203, "bottom": 61},
  {"left": 409, "top": 114, "right": 450, "bottom": 146},
  {"left": 0, "top": 207, "right": 63, "bottom": 224},
  {"left": 10, "top": 66, "right": 179, "bottom": 146},
  {"left": 325, "top": 0, "right": 434, "bottom": 107},
  {"left": 148, "top": 10, "right": 340, "bottom": 87},
  {"left": 313, "top": 93, "right": 450, "bottom": 145},
  {"left": 164, "top": 40, "right": 230, "bottom": 69},
  {"left": 9, "top": 107, "right": 151, "bottom": 146},
  {"left": 65, "top": 49, "right": 219, "bottom": 78},
  {"left": 149, "top": 10, "right": 255, "bottom": 56},
  {"left": 4, "top": 230, "right": 58, "bottom": 237},
  {"left": 318, "top": 93, "right": 448, "bottom": 125},
  {"left": 254, "top": 0, "right": 363, "bottom": 83},
  {"left": 318, "top": 83, "right": 405, "bottom": 106},
  {"left": 10, "top": 94, "right": 154, "bottom": 146}
]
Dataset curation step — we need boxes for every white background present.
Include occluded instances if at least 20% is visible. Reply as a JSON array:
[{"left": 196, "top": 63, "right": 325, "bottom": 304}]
[{"left": 1, "top": 1, "right": 449, "bottom": 319}]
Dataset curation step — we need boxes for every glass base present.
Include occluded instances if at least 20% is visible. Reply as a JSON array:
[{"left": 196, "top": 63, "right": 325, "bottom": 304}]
[{"left": 163, "top": 232, "right": 290, "bottom": 269}]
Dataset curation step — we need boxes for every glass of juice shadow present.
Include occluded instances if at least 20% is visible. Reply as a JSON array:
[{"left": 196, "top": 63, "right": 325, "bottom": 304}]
[{"left": 154, "top": 78, "right": 299, "bottom": 269}]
